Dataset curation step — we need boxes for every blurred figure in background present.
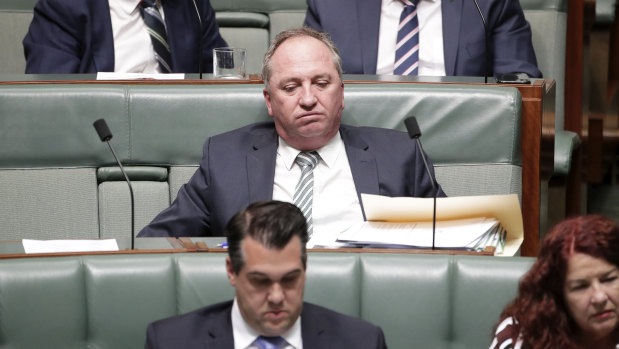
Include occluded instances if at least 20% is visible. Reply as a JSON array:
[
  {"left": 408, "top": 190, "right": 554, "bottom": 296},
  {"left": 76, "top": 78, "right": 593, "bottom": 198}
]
[
  {"left": 304, "top": 0, "right": 541, "bottom": 78},
  {"left": 23, "top": 0, "right": 226, "bottom": 74}
]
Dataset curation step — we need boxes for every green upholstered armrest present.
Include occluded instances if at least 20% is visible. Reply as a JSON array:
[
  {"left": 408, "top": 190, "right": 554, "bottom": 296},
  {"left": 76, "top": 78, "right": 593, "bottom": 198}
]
[
  {"left": 553, "top": 130, "right": 581, "bottom": 176},
  {"left": 215, "top": 12, "right": 269, "bottom": 27},
  {"left": 0, "top": 252, "right": 535, "bottom": 349}
]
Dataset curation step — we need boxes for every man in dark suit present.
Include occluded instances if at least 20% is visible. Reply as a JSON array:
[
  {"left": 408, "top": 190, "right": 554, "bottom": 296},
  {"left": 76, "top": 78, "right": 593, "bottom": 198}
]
[
  {"left": 304, "top": 0, "right": 542, "bottom": 78},
  {"left": 138, "top": 27, "right": 444, "bottom": 239},
  {"left": 144, "top": 200, "right": 387, "bottom": 348},
  {"left": 23, "top": 0, "right": 226, "bottom": 73}
]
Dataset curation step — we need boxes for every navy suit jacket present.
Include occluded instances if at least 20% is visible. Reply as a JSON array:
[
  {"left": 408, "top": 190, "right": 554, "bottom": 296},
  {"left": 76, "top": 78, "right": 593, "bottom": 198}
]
[
  {"left": 23, "top": 0, "right": 227, "bottom": 73},
  {"left": 138, "top": 122, "right": 445, "bottom": 237},
  {"left": 145, "top": 301, "right": 387, "bottom": 348},
  {"left": 304, "top": 0, "right": 542, "bottom": 78}
]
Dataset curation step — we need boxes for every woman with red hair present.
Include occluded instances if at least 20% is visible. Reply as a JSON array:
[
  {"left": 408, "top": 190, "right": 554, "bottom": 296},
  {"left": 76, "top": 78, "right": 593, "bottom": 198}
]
[{"left": 489, "top": 215, "right": 619, "bottom": 349}]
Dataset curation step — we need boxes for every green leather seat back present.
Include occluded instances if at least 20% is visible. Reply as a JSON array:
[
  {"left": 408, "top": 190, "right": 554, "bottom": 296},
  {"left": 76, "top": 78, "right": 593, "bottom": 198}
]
[
  {"left": 83, "top": 255, "right": 177, "bottom": 349},
  {"left": 451, "top": 256, "right": 535, "bottom": 348},
  {"left": 176, "top": 253, "right": 234, "bottom": 313},
  {"left": 304, "top": 253, "right": 362, "bottom": 317},
  {"left": 0, "top": 83, "right": 521, "bottom": 240},
  {"left": 361, "top": 254, "right": 452, "bottom": 349},
  {"left": 0, "top": 257, "right": 87, "bottom": 348},
  {"left": 0, "top": 253, "right": 536, "bottom": 349}
]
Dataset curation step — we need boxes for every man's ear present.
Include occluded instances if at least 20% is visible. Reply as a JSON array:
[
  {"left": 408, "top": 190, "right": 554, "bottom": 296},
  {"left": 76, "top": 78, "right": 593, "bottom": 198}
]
[
  {"left": 226, "top": 256, "right": 237, "bottom": 286},
  {"left": 263, "top": 88, "right": 274, "bottom": 117},
  {"left": 340, "top": 82, "right": 345, "bottom": 111}
]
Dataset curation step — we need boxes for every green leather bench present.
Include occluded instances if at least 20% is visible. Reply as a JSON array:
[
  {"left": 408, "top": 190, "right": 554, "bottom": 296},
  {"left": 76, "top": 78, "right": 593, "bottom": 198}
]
[
  {"left": 0, "top": 83, "right": 522, "bottom": 241},
  {"left": 0, "top": 252, "right": 535, "bottom": 349}
]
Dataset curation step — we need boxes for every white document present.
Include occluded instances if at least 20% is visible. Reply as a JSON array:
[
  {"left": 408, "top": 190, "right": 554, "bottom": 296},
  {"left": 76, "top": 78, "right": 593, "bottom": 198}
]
[
  {"left": 96, "top": 72, "right": 185, "bottom": 80},
  {"left": 358, "top": 193, "right": 523, "bottom": 256},
  {"left": 337, "top": 218, "right": 500, "bottom": 249},
  {"left": 22, "top": 239, "right": 119, "bottom": 254}
]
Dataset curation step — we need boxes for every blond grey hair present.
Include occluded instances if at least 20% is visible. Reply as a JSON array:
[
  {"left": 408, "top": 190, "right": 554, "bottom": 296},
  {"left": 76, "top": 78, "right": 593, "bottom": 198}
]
[{"left": 262, "top": 27, "right": 343, "bottom": 91}]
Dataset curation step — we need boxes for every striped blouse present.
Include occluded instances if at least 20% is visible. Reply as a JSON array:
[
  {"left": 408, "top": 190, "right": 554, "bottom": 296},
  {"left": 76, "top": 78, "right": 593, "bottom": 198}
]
[{"left": 489, "top": 317, "right": 523, "bottom": 349}]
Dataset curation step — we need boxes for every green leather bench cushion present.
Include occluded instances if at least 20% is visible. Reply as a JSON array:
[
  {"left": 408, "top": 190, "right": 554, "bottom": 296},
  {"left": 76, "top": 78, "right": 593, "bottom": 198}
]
[{"left": 0, "top": 253, "right": 535, "bottom": 349}]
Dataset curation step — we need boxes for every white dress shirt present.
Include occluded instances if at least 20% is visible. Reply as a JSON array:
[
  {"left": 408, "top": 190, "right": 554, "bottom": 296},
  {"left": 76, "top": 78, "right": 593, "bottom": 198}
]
[
  {"left": 108, "top": 0, "right": 163, "bottom": 73},
  {"left": 231, "top": 298, "right": 302, "bottom": 349},
  {"left": 272, "top": 133, "right": 365, "bottom": 248},
  {"left": 376, "top": 0, "right": 446, "bottom": 76}
]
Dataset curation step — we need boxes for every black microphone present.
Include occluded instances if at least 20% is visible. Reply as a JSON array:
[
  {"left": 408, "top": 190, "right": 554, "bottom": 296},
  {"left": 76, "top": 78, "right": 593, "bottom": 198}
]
[
  {"left": 404, "top": 116, "right": 438, "bottom": 250},
  {"left": 191, "top": 0, "right": 204, "bottom": 79},
  {"left": 473, "top": 0, "right": 490, "bottom": 84},
  {"left": 93, "top": 119, "right": 135, "bottom": 250}
]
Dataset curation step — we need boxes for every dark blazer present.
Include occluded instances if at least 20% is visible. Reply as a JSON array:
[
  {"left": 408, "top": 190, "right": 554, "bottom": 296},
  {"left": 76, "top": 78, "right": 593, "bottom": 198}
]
[
  {"left": 23, "top": 0, "right": 227, "bottom": 73},
  {"left": 138, "top": 122, "right": 445, "bottom": 237},
  {"left": 145, "top": 300, "right": 388, "bottom": 348},
  {"left": 304, "top": 0, "right": 542, "bottom": 78}
]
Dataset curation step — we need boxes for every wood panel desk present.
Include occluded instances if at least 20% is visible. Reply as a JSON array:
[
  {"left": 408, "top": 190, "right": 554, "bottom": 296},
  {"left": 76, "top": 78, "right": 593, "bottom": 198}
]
[{"left": 0, "top": 75, "right": 554, "bottom": 256}]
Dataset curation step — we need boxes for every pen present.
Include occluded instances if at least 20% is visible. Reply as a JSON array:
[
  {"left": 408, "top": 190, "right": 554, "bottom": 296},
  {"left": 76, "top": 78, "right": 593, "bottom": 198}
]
[{"left": 217, "top": 242, "right": 228, "bottom": 248}]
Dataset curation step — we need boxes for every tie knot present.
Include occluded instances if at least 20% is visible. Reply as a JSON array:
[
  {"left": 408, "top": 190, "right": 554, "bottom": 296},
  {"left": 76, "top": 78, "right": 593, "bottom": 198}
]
[
  {"left": 401, "top": 0, "right": 419, "bottom": 7},
  {"left": 140, "top": 0, "right": 157, "bottom": 9},
  {"left": 295, "top": 151, "right": 319, "bottom": 169},
  {"left": 254, "top": 336, "right": 286, "bottom": 349}
]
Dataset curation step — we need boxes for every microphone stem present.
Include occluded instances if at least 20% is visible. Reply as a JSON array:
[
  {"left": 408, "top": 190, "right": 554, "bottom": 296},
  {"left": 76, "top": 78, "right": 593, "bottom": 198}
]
[
  {"left": 416, "top": 138, "right": 438, "bottom": 250},
  {"left": 432, "top": 186, "right": 437, "bottom": 250},
  {"left": 473, "top": 0, "right": 489, "bottom": 83},
  {"left": 106, "top": 141, "right": 135, "bottom": 250}
]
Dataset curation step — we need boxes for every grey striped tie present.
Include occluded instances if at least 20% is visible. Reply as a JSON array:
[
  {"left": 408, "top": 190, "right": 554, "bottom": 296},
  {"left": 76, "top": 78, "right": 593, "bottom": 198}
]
[
  {"left": 139, "top": 0, "right": 172, "bottom": 73},
  {"left": 294, "top": 151, "right": 319, "bottom": 238}
]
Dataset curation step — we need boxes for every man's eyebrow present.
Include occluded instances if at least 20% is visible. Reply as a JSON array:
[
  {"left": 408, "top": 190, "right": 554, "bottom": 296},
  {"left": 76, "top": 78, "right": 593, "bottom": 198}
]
[
  {"left": 246, "top": 268, "right": 303, "bottom": 279},
  {"left": 246, "top": 271, "right": 268, "bottom": 278}
]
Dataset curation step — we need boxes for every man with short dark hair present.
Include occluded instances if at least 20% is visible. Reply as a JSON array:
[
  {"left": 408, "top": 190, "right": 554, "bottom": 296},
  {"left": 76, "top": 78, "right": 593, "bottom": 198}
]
[{"left": 144, "top": 200, "right": 388, "bottom": 348}]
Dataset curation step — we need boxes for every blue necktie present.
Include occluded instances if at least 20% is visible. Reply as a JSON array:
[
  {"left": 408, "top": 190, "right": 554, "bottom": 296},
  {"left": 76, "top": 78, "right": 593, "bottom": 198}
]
[
  {"left": 253, "top": 335, "right": 287, "bottom": 349},
  {"left": 394, "top": 0, "right": 420, "bottom": 75},
  {"left": 139, "top": 0, "right": 172, "bottom": 73}
]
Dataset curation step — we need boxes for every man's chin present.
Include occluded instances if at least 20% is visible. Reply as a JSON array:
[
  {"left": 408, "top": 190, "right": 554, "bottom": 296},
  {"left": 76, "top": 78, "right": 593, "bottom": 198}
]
[{"left": 260, "top": 321, "right": 291, "bottom": 337}]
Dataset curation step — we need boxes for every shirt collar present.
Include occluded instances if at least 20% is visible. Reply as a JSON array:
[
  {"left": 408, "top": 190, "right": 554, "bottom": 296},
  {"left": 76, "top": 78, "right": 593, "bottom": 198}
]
[
  {"left": 277, "top": 132, "right": 344, "bottom": 171},
  {"left": 110, "top": 0, "right": 142, "bottom": 15},
  {"left": 231, "top": 298, "right": 302, "bottom": 349}
]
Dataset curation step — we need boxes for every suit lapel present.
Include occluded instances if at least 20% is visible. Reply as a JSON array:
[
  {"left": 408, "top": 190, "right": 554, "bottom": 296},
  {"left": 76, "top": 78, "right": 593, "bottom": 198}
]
[
  {"left": 92, "top": 0, "right": 115, "bottom": 71},
  {"left": 247, "top": 129, "right": 278, "bottom": 203},
  {"left": 300, "top": 304, "right": 330, "bottom": 348},
  {"left": 340, "top": 126, "right": 379, "bottom": 219},
  {"left": 204, "top": 303, "right": 235, "bottom": 348},
  {"left": 356, "top": 0, "right": 381, "bottom": 74},
  {"left": 441, "top": 0, "right": 463, "bottom": 75},
  {"left": 161, "top": 0, "right": 191, "bottom": 71}
]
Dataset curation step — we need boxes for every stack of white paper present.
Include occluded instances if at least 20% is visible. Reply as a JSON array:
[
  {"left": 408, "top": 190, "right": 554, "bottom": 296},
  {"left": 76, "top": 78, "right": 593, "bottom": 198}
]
[{"left": 337, "top": 193, "right": 523, "bottom": 256}]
